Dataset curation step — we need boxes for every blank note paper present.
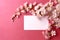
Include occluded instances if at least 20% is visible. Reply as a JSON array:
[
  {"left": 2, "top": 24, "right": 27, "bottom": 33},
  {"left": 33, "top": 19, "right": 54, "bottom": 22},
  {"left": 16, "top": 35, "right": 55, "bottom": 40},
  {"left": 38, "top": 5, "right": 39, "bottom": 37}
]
[{"left": 24, "top": 16, "right": 49, "bottom": 30}]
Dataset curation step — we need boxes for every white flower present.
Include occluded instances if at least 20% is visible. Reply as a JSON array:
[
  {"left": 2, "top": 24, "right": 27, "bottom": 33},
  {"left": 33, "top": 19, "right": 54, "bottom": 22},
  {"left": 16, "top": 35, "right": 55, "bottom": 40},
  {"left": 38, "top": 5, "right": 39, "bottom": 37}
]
[
  {"left": 21, "top": 10, "right": 26, "bottom": 13},
  {"left": 38, "top": 7, "right": 46, "bottom": 16},
  {"left": 34, "top": 3, "right": 42, "bottom": 10},
  {"left": 48, "top": 2, "right": 53, "bottom": 7},
  {"left": 16, "top": 12, "right": 20, "bottom": 15},
  {"left": 19, "top": 5, "right": 23, "bottom": 10},
  {"left": 34, "top": 5, "right": 40, "bottom": 10},
  {"left": 36, "top": 10, "right": 42, "bottom": 18},
  {"left": 46, "top": 7, "right": 52, "bottom": 12},
  {"left": 51, "top": 30, "right": 56, "bottom": 36},
  {"left": 24, "top": 2, "right": 28, "bottom": 8},
  {"left": 36, "top": 10, "right": 40, "bottom": 14},
  {"left": 24, "top": 7, "right": 29, "bottom": 12},
  {"left": 16, "top": 12, "right": 21, "bottom": 18},
  {"left": 52, "top": 10, "right": 57, "bottom": 18},
  {"left": 29, "top": 3, "right": 33, "bottom": 9},
  {"left": 47, "top": 26, "right": 52, "bottom": 31},
  {"left": 56, "top": 4, "right": 60, "bottom": 13},
  {"left": 30, "top": 10, "right": 36, "bottom": 15},
  {"left": 16, "top": 8, "right": 20, "bottom": 11},
  {"left": 54, "top": 18, "right": 60, "bottom": 28}
]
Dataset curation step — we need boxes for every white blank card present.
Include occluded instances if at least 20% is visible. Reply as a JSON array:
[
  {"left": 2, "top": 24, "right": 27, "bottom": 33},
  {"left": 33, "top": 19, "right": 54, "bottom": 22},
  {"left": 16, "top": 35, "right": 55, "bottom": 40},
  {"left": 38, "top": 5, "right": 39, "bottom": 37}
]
[{"left": 24, "top": 16, "right": 49, "bottom": 30}]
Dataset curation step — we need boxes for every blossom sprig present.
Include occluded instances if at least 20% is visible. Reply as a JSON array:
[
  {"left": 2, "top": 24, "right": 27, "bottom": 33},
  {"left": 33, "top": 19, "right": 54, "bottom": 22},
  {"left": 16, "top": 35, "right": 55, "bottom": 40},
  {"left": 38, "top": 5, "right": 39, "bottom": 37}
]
[
  {"left": 12, "top": 0, "right": 60, "bottom": 40},
  {"left": 12, "top": 2, "right": 43, "bottom": 22}
]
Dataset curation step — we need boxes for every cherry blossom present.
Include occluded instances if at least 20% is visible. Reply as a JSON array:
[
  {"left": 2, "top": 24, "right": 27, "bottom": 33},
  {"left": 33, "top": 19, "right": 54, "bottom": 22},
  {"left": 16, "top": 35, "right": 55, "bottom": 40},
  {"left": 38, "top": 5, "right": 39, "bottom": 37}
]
[
  {"left": 51, "top": 30, "right": 56, "bottom": 36},
  {"left": 12, "top": 0, "right": 60, "bottom": 40}
]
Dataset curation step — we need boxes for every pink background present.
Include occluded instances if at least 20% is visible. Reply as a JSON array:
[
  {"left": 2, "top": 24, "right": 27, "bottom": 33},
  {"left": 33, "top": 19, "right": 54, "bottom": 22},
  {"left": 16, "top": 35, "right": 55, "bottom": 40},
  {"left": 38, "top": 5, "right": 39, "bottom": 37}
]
[{"left": 0, "top": 0, "right": 60, "bottom": 40}]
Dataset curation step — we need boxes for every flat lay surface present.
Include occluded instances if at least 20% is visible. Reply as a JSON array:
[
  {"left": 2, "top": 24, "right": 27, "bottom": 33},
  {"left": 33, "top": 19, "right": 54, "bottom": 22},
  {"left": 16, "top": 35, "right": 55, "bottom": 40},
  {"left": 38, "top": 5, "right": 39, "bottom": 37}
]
[{"left": 0, "top": 0, "right": 60, "bottom": 40}]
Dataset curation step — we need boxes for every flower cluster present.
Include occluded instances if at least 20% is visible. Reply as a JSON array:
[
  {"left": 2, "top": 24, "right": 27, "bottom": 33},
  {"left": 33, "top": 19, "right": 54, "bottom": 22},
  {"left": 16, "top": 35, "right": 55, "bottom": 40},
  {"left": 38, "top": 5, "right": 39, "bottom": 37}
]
[{"left": 12, "top": 0, "right": 60, "bottom": 40}]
